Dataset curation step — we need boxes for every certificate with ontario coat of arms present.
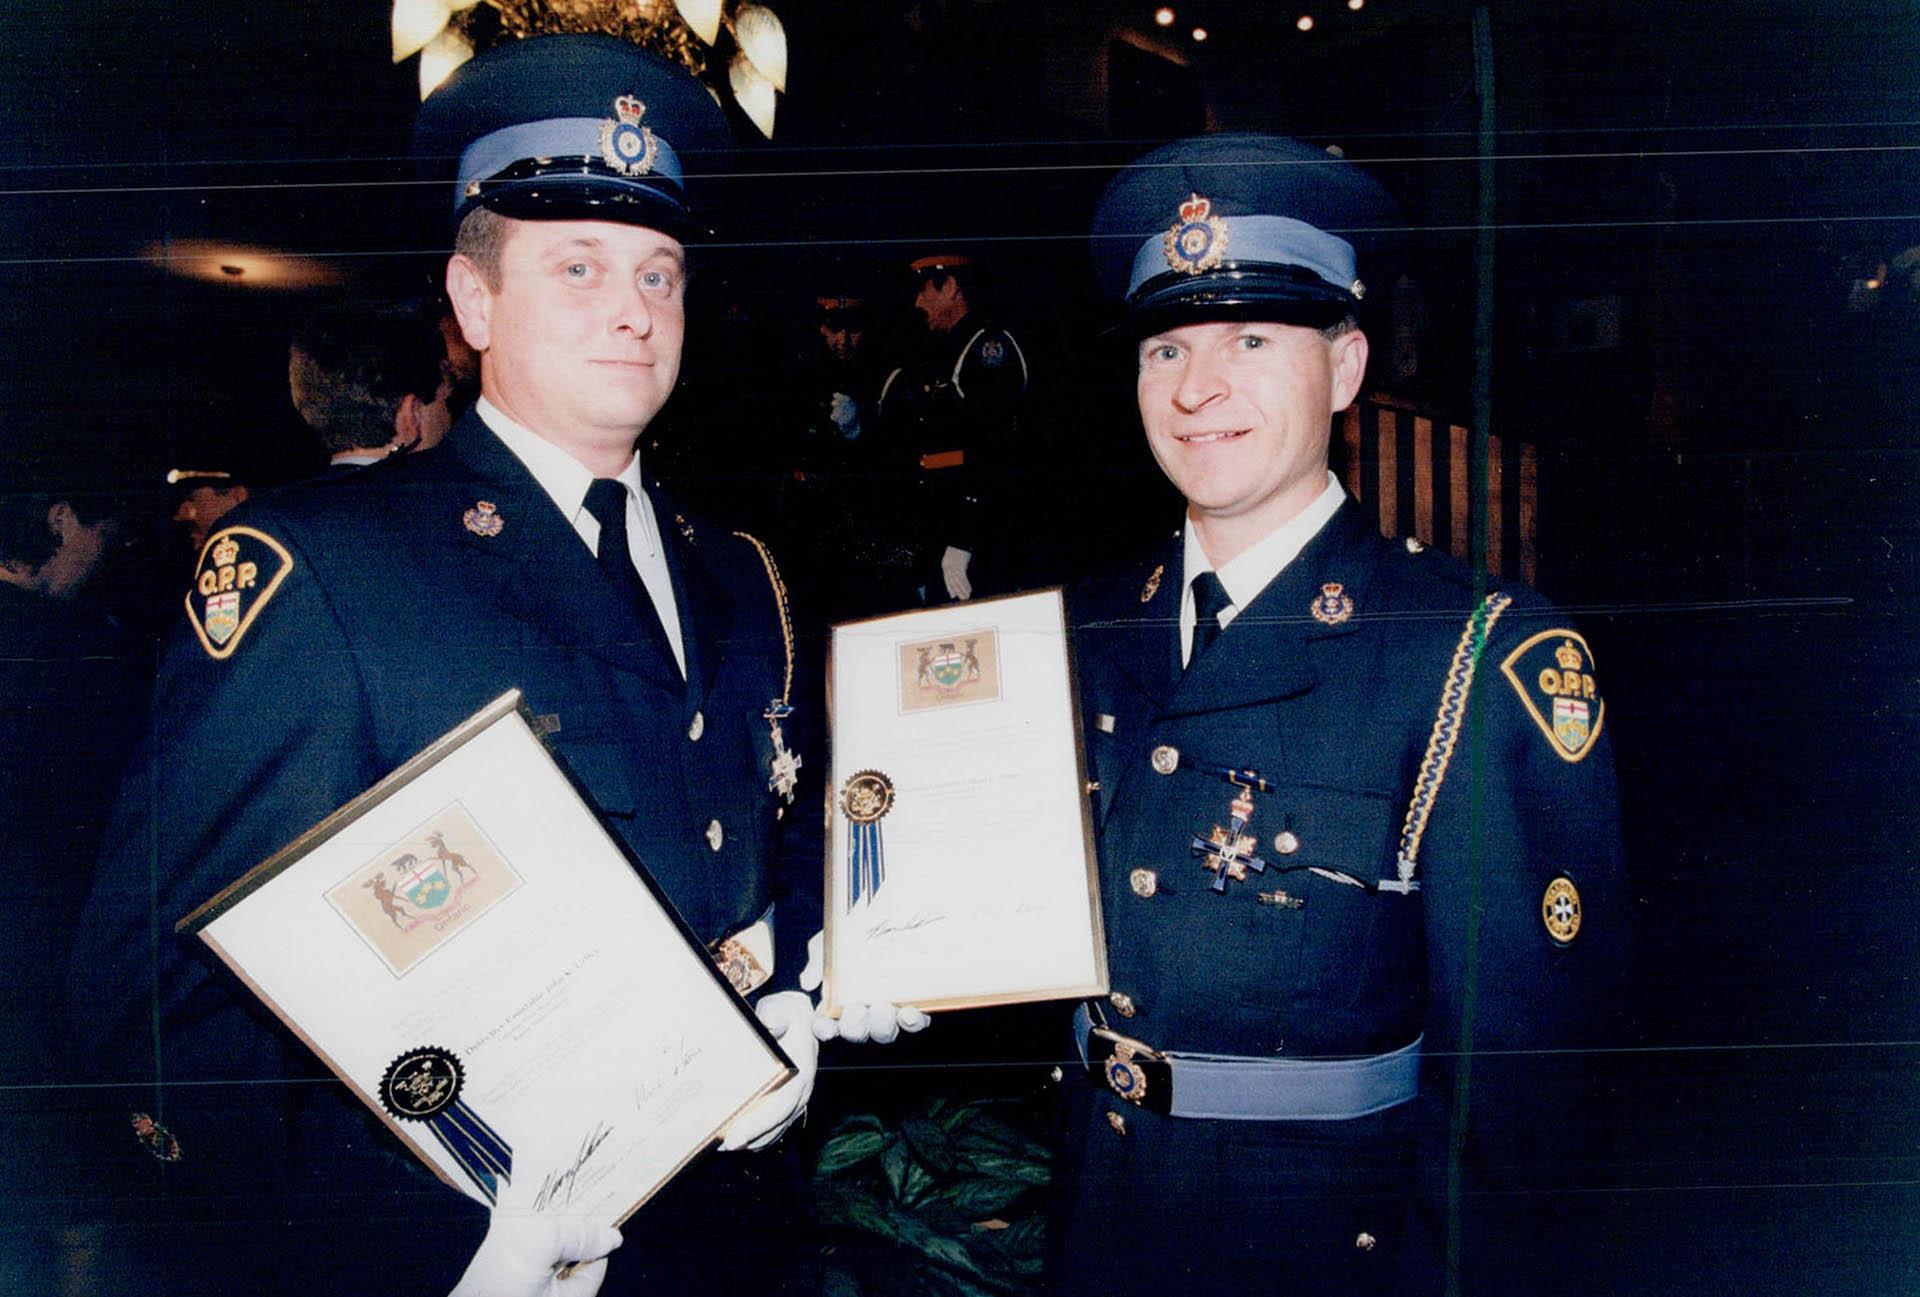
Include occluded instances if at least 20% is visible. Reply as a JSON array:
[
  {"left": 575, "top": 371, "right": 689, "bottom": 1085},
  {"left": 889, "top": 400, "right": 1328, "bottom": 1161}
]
[
  {"left": 178, "top": 692, "right": 794, "bottom": 1225},
  {"left": 825, "top": 589, "right": 1108, "bottom": 1013}
]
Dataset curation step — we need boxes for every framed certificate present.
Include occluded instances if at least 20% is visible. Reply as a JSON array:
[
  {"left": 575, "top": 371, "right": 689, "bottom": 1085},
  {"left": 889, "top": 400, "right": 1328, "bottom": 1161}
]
[
  {"left": 823, "top": 588, "right": 1108, "bottom": 1013},
  {"left": 177, "top": 691, "right": 794, "bottom": 1225}
]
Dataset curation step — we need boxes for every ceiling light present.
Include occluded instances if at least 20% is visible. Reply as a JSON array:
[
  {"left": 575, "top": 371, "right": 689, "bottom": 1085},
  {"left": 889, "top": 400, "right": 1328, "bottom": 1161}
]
[
  {"left": 1154, "top": 6, "right": 1175, "bottom": 25},
  {"left": 1297, "top": 14, "right": 1314, "bottom": 31},
  {"left": 1191, "top": 25, "right": 1208, "bottom": 41},
  {"left": 1347, "top": 0, "right": 1364, "bottom": 10}
]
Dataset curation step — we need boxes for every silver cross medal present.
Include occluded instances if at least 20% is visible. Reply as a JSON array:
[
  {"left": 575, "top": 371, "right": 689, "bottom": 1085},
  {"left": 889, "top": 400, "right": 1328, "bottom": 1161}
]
[{"left": 765, "top": 701, "right": 801, "bottom": 804}]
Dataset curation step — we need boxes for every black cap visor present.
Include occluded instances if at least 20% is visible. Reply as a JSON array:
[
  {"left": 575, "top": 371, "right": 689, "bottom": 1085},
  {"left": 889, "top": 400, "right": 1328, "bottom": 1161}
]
[
  {"left": 1120, "top": 263, "right": 1353, "bottom": 339},
  {"left": 463, "top": 159, "right": 708, "bottom": 241}
]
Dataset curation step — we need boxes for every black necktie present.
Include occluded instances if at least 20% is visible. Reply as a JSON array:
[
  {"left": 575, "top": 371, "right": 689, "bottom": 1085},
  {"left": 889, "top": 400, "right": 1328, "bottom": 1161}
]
[
  {"left": 583, "top": 478, "right": 645, "bottom": 602},
  {"left": 583, "top": 477, "right": 682, "bottom": 674},
  {"left": 1189, "top": 570, "right": 1233, "bottom": 668}
]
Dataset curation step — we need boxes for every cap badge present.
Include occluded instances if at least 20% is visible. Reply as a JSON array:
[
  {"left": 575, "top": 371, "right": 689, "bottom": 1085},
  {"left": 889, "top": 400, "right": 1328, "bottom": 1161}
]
[
  {"left": 599, "top": 94, "right": 659, "bottom": 178},
  {"left": 1310, "top": 582, "right": 1355, "bottom": 626},
  {"left": 1164, "top": 193, "right": 1230, "bottom": 276},
  {"left": 463, "top": 500, "right": 504, "bottom": 538}
]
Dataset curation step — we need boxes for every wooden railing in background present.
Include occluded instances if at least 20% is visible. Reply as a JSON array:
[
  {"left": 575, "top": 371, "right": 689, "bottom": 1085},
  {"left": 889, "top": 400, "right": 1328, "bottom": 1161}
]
[{"left": 1337, "top": 394, "right": 1538, "bottom": 585}]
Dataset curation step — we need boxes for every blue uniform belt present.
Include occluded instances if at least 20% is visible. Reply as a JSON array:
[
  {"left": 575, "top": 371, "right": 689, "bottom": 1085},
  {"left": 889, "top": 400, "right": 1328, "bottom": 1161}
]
[{"left": 1073, "top": 1003, "right": 1420, "bottom": 1121}]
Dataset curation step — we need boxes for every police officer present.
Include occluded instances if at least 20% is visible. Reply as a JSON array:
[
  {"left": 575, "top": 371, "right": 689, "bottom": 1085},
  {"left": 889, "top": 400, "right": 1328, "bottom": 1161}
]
[
  {"left": 70, "top": 37, "right": 821, "bottom": 1295},
  {"left": 1054, "top": 134, "right": 1625, "bottom": 1294},
  {"left": 876, "top": 254, "right": 1029, "bottom": 603}
]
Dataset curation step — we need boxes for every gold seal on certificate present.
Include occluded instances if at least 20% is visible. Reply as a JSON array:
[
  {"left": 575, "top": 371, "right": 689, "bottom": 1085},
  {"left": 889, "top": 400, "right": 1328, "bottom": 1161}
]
[
  {"left": 826, "top": 590, "right": 1108, "bottom": 1014},
  {"left": 840, "top": 770, "right": 895, "bottom": 910}
]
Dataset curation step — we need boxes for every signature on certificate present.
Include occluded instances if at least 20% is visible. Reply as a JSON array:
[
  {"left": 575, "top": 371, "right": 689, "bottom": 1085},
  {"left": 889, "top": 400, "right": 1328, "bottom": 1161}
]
[
  {"left": 532, "top": 1121, "right": 614, "bottom": 1212},
  {"left": 865, "top": 910, "right": 947, "bottom": 942},
  {"left": 632, "top": 1035, "right": 703, "bottom": 1109}
]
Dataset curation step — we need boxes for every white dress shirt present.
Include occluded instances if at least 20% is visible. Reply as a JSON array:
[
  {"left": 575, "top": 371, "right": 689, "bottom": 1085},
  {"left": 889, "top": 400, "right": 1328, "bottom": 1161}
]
[
  {"left": 1179, "top": 471, "right": 1346, "bottom": 668},
  {"left": 477, "top": 397, "right": 686, "bottom": 677}
]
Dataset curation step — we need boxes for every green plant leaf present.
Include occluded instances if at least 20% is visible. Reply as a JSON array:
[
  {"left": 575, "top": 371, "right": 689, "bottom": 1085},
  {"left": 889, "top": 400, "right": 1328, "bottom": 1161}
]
[
  {"left": 817, "top": 1127, "right": 891, "bottom": 1176},
  {"left": 881, "top": 1136, "right": 913, "bottom": 1201},
  {"left": 899, "top": 1116, "right": 958, "bottom": 1173},
  {"left": 929, "top": 1174, "right": 1029, "bottom": 1218},
  {"left": 954, "top": 1147, "right": 1051, "bottom": 1187}
]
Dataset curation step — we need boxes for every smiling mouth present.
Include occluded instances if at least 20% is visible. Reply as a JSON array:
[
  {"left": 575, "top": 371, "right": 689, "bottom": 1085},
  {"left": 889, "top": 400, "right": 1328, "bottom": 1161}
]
[{"left": 1176, "top": 429, "right": 1248, "bottom": 445}]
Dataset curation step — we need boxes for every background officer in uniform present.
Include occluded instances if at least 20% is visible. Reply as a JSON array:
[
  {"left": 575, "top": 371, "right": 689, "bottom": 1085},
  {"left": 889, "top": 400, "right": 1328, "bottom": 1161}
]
[
  {"left": 1053, "top": 134, "right": 1626, "bottom": 1295},
  {"left": 876, "top": 253, "right": 1028, "bottom": 603},
  {"left": 70, "top": 36, "right": 821, "bottom": 1295}
]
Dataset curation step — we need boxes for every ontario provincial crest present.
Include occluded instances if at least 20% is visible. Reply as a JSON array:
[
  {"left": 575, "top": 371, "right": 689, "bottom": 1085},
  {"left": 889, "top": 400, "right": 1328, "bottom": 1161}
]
[
  {"left": 899, "top": 628, "right": 1002, "bottom": 713},
  {"left": 326, "top": 804, "right": 523, "bottom": 977}
]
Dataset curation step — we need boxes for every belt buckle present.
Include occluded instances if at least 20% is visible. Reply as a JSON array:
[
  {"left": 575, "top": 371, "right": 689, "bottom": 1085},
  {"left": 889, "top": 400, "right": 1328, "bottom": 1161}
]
[{"left": 1089, "top": 1025, "right": 1167, "bottom": 1110}]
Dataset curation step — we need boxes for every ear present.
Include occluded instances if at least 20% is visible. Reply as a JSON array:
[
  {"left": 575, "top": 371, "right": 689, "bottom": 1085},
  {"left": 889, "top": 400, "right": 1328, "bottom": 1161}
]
[
  {"left": 444, "top": 254, "right": 494, "bottom": 353},
  {"left": 393, "top": 393, "right": 423, "bottom": 445},
  {"left": 1327, "top": 328, "right": 1369, "bottom": 413}
]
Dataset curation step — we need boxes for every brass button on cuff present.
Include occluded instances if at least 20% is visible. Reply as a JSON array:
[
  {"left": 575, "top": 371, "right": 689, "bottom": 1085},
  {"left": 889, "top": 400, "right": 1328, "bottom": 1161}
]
[{"left": 1108, "top": 991, "right": 1137, "bottom": 1018}]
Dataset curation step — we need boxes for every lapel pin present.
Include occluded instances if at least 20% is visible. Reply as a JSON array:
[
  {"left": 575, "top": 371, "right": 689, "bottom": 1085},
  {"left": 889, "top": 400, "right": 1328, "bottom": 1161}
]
[
  {"left": 463, "top": 501, "right": 504, "bottom": 538},
  {"left": 1139, "top": 564, "right": 1163, "bottom": 603},
  {"left": 1310, "top": 582, "right": 1354, "bottom": 626}
]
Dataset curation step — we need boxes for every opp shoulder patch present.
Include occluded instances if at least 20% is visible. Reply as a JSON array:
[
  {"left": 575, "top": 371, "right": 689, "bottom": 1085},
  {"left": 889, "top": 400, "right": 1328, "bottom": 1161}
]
[
  {"left": 1499, "top": 628, "right": 1604, "bottom": 762},
  {"left": 184, "top": 526, "right": 294, "bottom": 660}
]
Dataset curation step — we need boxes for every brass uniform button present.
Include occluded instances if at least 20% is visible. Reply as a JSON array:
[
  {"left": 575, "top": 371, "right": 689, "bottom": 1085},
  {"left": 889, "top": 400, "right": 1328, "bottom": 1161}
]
[
  {"left": 1106, "top": 1111, "right": 1128, "bottom": 1136},
  {"left": 1049, "top": 1066, "right": 1064, "bottom": 1083},
  {"left": 705, "top": 819, "right": 724, "bottom": 852},
  {"left": 1149, "top": 744, "right": 1179, "bottom": 775},
  {"left": 1273, "top": 830, "right": 1300, "bottom": 855},
  {"left": 1355, "top": 1233, "right": 1377, "bottom": 1252},
  {"left": 1130, "top": 868, "right": 1158, "bottom": 898},
  {"left": 1108, "top": 991, "right": 1137, "bottom": 1018},
  {"left": 687, "top": 711, "right": 705, "bottom": 741}
]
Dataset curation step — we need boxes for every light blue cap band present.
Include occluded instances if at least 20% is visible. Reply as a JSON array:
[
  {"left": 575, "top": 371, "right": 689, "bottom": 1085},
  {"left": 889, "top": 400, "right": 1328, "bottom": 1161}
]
[
  {"left": 455, "top": 116, "right": 685, "bottom": 210},
  {"left": 1128, "top": 214, "right": 1359, "bottom": 298}
]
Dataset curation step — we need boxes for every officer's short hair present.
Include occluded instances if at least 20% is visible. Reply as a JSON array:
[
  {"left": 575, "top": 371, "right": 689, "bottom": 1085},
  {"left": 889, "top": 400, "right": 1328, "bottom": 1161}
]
[
  {"left": 289, "top": 304, "right": 447, "bottom": 456},
  {"left": 1321, "top": 315, "right": 1360, "bottom": 341},
  {"left": 454, "top": 206, "right": 511, "bottom": 291}
]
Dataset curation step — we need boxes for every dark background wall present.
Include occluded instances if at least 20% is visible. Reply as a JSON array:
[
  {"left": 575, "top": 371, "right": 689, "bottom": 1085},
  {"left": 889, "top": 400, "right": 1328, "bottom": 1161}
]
[{"left": 2, "top": 2, "right": 1916, "bottom": 1289}]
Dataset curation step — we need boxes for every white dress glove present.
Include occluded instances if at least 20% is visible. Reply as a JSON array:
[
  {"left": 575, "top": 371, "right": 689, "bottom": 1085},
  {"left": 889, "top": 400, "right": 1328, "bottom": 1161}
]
[
  {"left": 449, "top": 1214, "right": 622, "bottom": 1297},
  {"left": 940, "top": 546, "right": 973, "bottom": 601},
  {"left": 799, "top": 930, "right": 931, "bottom": 1045},
  {"left": 718, "top": 989, "right": 819, "bottom": 1151}
]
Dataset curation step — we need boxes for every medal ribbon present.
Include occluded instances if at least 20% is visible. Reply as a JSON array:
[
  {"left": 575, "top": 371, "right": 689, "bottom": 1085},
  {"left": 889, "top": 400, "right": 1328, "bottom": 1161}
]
[
  {"left": 427, "top": 1098, "right": 514, "bottom": 1205},
  {"left": 848, "top": 817, "right": 886, "bottom": 909}
]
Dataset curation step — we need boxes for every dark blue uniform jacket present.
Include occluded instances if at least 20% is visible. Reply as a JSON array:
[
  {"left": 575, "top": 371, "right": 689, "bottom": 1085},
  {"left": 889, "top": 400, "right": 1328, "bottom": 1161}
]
[
  {"left": 68, "top": 411, "right": 819, "bottom": 1294},
  {"left": 1053, "top": 498, "right": 1625, "bottom": 1294}
]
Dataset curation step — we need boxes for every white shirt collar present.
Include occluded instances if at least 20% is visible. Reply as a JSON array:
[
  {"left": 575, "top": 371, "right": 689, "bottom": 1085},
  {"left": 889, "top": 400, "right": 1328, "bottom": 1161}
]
[
  {"left": 475, "top": 397, "right": 651, "bottom": 552},
  {"left": 1180, "top": 472, "right": 1345, "bottom": 661}
]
